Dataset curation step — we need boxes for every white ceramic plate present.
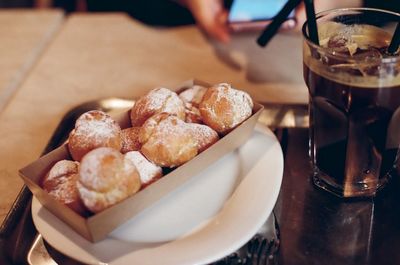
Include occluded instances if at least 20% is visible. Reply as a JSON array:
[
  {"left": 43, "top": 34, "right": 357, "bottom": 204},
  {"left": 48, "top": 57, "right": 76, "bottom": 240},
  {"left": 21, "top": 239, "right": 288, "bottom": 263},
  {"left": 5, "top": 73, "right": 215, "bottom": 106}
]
[{"left": 31, "top": 124, "right": 284, "bottom": 265}]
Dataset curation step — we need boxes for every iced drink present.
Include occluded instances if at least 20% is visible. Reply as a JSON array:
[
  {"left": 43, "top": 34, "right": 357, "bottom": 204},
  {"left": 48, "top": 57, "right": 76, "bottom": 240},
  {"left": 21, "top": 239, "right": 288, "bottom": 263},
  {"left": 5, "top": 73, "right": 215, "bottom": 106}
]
[{"left": 303, "top": 10, "right": 400, "bottom": 197}]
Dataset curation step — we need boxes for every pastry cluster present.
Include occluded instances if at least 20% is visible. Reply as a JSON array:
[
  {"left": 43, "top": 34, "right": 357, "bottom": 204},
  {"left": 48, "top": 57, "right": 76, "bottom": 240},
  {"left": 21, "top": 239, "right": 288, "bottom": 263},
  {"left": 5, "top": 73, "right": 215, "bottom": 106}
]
[{"left": 41, "top": 83, "right": 253, "bottom": 215}]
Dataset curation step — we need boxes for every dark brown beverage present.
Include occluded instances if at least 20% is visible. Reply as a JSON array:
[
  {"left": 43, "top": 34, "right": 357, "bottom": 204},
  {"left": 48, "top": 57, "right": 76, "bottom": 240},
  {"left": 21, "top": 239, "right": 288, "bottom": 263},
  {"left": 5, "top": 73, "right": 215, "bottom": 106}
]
[
  {"left": 304, "top": 64, "right": 400, "bottom": 197},
  {"left": 303, "top": 20, "right": 400, "bottom": 197}
]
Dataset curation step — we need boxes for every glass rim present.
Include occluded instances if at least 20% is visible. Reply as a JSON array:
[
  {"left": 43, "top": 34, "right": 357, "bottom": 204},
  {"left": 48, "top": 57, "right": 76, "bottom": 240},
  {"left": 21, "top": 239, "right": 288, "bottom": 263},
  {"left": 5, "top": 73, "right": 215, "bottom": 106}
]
[{"left": 302, "top": 7, "right": 400, "bottom": 64}]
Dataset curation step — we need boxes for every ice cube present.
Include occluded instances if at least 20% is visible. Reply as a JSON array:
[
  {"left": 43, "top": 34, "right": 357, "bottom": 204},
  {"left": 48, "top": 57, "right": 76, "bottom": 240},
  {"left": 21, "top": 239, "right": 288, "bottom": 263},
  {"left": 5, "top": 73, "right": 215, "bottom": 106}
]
[
  {"left": 318, "top": 22, "right": 392, "bottom": 56},
  {"left": 327, "top": 35, "right": 351, "bottom": 54}
]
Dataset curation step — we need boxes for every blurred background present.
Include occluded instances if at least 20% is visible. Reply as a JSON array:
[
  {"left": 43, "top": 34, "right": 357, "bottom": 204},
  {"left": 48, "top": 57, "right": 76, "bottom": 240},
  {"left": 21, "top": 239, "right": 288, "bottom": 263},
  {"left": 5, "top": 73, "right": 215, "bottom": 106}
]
[
  {"left": 0, "top": 0, "right": 196, "bottom": 26},
  {"left": 0, "top": 0, "right": 227, "bottom": 28},
  {"left": 1, "top": 0, "right": 398, "bottom": 27}
]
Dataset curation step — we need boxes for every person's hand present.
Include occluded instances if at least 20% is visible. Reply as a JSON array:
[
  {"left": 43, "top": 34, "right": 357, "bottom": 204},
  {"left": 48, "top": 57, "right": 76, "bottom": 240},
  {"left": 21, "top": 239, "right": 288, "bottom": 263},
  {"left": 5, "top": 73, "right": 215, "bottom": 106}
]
[
  {"left": 179, "top": 0, "right": 230, "bottom": 43},
  {"left": 294, "top": 0, "right": 363, "bottom": 30}
]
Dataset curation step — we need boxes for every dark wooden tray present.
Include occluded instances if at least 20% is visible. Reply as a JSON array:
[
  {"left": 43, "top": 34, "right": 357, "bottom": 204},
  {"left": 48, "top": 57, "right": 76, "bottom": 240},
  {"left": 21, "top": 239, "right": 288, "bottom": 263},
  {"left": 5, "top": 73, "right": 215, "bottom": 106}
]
[
  {"left": 1, "top": 99, "right": 302, "bottom": 265},
  {"left": 275, "top": 129, "right": 400, "bottom": 265},
  {"left": 6, "top": 98, "right": 398, "bottom": 265}
]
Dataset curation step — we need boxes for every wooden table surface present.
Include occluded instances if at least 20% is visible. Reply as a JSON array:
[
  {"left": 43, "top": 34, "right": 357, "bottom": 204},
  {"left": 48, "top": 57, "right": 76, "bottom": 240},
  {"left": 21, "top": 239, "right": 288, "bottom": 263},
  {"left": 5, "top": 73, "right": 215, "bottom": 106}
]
[
  {"left": 0, "top": 9, "right": 63, "bottom": 223},
  {"left": 0, "top": 11, "right": 307, "bottom": 224},
  {"left": 0, "top": 9, "right": 63, "bottom": 113}
]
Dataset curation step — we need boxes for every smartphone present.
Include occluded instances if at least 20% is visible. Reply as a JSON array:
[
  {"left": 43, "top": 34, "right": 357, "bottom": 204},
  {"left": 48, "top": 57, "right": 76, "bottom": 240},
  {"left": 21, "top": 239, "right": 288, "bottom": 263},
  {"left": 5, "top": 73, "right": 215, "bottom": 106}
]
[{"left": 228, "top": 0, "right": 296, "bottom": 32}]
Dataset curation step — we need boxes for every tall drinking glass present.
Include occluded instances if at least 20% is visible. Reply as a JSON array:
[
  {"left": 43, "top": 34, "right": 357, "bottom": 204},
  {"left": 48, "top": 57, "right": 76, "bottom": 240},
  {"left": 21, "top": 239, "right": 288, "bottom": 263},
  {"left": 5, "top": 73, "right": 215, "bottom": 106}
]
[{"left": 302, "top": 8, "right": 400, "bottom": 197}]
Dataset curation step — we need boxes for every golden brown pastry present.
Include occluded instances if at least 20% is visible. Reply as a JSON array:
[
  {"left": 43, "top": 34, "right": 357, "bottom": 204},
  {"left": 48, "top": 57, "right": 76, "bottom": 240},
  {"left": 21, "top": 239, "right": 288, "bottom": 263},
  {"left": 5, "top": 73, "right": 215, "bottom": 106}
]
[
  {"left": 187, "top": 123, "right": 219, "bottom": 153},
  {"left": 130, "top": 87, "right": 185, "bottom": 127},
  {"left": 199, "top": 83, "right": 253, "bottom": 134},
  {"left": 139, "top": 113, "right": 198, "bottom": 168},
  {"left": 77, "top": 147, "right": 141, "bottom": 213},
  {"left": 68, "top": 110, "right": 122, "bottom": 161},
  {"left": 125, "top": 151, "right": 163, "bottom": 189},
  {"left": 42, "top": 160, "right": 87, "bottom": 215},
  {"left": 179, "top": 85, "right": 207, "bottom": 107},
  {"left": 120, "top": 127, "right": 141, "bottom": 153},
  {"left": 180, "top": 85, "right": 208, "bottom": 124},
  {"left": 183, "top": 102, "right": 203, "bottom": 124}
]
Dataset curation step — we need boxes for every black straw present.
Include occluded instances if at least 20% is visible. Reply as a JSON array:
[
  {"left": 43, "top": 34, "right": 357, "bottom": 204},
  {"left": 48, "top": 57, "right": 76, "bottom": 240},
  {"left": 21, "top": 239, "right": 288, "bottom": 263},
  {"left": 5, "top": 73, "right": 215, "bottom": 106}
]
[
  {"left": 388, "top": 22, "right": 400, "bottom": 55},
  {"left": 304, "top": 0, "right": 319, "bottom": 45},
  {"left": 257, "top": 0, "right": 302, "bottom": 47}
]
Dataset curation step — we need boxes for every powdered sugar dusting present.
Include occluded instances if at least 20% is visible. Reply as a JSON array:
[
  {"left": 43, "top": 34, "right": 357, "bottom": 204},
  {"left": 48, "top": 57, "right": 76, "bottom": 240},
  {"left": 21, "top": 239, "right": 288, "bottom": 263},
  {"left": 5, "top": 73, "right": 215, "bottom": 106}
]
[
  {"left": 79, "top": 147, "right": 123, "bottom": 191},
  {"left": 153, "top": 115, "right": 190, "bottom": 143},
  {"left": 77, "top": 179, "right": 134, "bottom": 213},
  {"left": 42, "top": 160, "right": 80, "bottom": 204},
  {"left": 213, "top": 83, "right": 253, "bottom": 127},
  {"left": 46, "top": 160, "right": 79, "bottom": 182},
  {"left": 144, "top": 87, "right": 172, "bottom": 110},
  {"left": 163, "top": 94, "right": 185, "bottom": 119},
  {"left": 184, "top": 103, "right": 203, "bottom": 124},
  {"left": 131, "top": 87, "right": 185, "bottom": 126},
  {"left": 228, "top": 87, "right": 253, "bottom": 126},
  {"left": 47, "top": 174, "right": 79, "bottom": 204},
  {"left": 72, "top": 111, "right": 121, "bottom": 149},
  {"left": 179, "top": 85, "right": 207, "bottom": 106},
  {"left": 121, "top": 127, "right": 141, "bottom": 153},
  {"left": 188, "top": 123, "right": 219, "bottom": 152},
  {"left": 141, "top": 114, "right": 198, "bottom": 167},
  {"left": 149, "top": 115, "right": 191, "bottom": 157},
  {"left": 138, "top": 87, "right": 184, "bottom": 117},
  {"left": 125, "top": 151, "right": 162, "bottom": 184},
  {"left": 77, "top": 147, "right": 140, "bottom": 212},
  {"left": 139, "top": 113, "right": 168, "bottom": 144}
]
